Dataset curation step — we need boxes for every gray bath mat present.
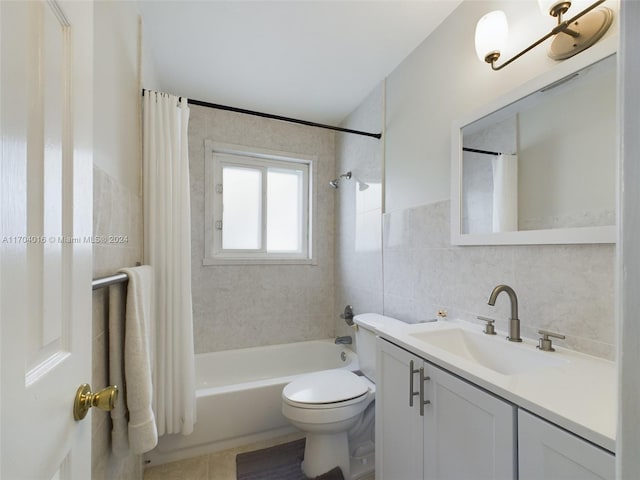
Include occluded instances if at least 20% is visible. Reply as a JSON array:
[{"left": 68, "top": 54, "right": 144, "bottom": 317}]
[{"left": 235, "top": 439, "right": 345, "bottom": 480}]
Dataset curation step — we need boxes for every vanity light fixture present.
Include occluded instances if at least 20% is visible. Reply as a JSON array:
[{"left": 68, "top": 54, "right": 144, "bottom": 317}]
[{"left": 475, "top": 0, "right": 613, "bottom": 71}]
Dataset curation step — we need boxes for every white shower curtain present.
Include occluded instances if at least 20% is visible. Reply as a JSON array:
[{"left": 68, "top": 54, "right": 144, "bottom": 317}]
[
  {"left": 142, "top": 90, "right": 196, "bottom": 435},
  {"left": 491, "top": 153, "right": 518, "bottom": 233}
]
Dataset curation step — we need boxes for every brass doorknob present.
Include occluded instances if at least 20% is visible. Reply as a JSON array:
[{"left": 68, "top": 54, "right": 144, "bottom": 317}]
[{"left": 73, "top": 383, "right": 119, "bottom": 421}]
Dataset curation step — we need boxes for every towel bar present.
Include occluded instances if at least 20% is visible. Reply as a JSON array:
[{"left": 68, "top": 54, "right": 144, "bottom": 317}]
[{"left": 92, "top": 272, "right": 129, "bottom": 290}]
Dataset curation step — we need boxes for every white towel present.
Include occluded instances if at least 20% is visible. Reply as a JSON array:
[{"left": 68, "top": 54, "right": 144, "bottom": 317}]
[
  {"left": 108, "top": 283, "right": 130, "bottom": 457},
  {"left": 120, "top": 266, "right": 158, "bottom": 454}
]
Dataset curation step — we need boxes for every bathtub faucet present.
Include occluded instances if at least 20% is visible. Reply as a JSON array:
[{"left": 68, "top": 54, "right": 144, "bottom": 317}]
[{"left": 335, "top": 336, "right": 353, "bottom": 345}]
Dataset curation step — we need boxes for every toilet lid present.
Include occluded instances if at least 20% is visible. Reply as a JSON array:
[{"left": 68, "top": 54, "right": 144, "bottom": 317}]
[{"left": 283, "top": 370, "right": 369, "bottom": 405}]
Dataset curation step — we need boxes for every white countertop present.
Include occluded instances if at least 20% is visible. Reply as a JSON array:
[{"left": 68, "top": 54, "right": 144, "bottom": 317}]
[{"left": 362, "top": 315, "right": 616, "bottom": 453}]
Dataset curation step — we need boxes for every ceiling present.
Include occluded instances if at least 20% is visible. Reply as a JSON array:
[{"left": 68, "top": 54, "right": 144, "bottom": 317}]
[{"left": 137, "top": 1, "right": 461, "bottom": 125}]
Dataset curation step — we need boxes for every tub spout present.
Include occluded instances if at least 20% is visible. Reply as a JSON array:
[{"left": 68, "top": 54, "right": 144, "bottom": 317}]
[{"left": 335, "top": 336, "right": 353, "bottom": 345}]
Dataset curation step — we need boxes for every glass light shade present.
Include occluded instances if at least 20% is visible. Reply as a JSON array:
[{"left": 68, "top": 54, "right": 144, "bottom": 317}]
[{"left": 475, "top": 11, "right": 508, "bottom": 62}]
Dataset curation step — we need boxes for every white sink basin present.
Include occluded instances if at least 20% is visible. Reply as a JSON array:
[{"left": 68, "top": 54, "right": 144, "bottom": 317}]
[{"left": 409, "top": 328, "right": 568, "bottom": 375}]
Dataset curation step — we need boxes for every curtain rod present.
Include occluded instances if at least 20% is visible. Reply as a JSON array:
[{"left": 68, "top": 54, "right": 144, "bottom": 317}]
[
  {"left": 463, "top": 147, "right": 503, "bottom": 156},
  {"left": 141, "top": 90, "right": 381, "bottom": 139}
]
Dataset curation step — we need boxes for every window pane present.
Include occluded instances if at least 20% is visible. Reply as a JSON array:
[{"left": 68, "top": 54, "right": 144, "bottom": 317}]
[
  {"left": 267, "top": 168, "right": 303, "bottom": 252},
  {"left": 222, "top": 166, "right": 262, "bottom": 249}
]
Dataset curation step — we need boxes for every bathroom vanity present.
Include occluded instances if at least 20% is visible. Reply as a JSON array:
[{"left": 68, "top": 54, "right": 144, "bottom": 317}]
[
  {"left": 377, "top": 339, "right": 515, "bottom": 479},
  {"left": 374, "top": 320, "right": 615, "bottom": 480},
  {"left": 408, "top": 35, "right": 620, "bottom": 480}
]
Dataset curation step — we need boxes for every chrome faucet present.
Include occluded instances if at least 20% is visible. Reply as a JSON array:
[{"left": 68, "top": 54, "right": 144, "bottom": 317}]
[
  {"left": 487, "top": 284, "right": 522, "bottom": 342},
  {"left": 335, "top": 335, "right": 353, "bottom": 345}
]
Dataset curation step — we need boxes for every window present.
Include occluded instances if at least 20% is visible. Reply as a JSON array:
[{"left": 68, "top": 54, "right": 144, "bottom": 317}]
[{"left": 204, "top": 141, "right": 314, "bottom": 264}]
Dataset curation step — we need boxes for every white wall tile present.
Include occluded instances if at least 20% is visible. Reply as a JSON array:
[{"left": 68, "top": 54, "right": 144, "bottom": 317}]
[
  {"left": 382, "top": 200, "right": 615, "bottom": 359},
  {"left": 189, "top": 105, "right": 336, "bottom": 353},
  {"left": 334, "top": 84, "right": 385, "bottom": 339}
]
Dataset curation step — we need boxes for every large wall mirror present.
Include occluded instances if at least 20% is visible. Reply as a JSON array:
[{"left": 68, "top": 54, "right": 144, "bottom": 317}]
[{"left": 451, "top": 47, "right": 616, "bottom": 246}]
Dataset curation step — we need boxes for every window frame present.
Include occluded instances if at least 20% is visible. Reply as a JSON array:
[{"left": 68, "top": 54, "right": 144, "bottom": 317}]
[{"left": 203, "top": 140, "right": 316, "bottom": 266}]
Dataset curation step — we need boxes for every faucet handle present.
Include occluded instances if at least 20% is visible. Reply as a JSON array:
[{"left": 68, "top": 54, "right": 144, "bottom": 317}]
[
  {"left": 477, "top": 316, "right": 497, "bottom": 335},
  {"left": 340, "top": 305, "right": 354, "bottom": 326},
  {"left": 537, "top": 329, "right": 566, "bottom": 352}
]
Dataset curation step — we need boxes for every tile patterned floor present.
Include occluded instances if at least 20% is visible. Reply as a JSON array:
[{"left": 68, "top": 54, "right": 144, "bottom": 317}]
[
  {"left": 143, "top": 432, "right": 375, "bottom": 480},
  {"left": 143, "top": 433, "right": 304, "bottom": 480}
]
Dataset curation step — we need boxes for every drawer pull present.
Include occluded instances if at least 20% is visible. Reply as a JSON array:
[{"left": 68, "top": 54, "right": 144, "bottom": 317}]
[
  {"left": 409, "top": 360, "right": 420, "bottom": 407},
  {"left": 419, "top": 367, "right": 431, "bottom": 416}
]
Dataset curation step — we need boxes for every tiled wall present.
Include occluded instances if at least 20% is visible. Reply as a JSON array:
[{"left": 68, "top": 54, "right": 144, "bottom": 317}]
[
  {"left": 382, "top": 200, "right": 616, "bottom": 360},
  {"left": 92, "top": 166, "right": 144, "bottom": 479},
  {"left": 189, "top": 105, "right": 337, "bottom": 353},
  {"left": 332, "top": 80, "right": 615, "bottom": 361},
  {"left": 334, "top": 84, "right": 385, "bottom": 339},
  {"left": 336, "top": 0, "right": 619, "bottom": 361},
  {"left": 91, "top": 1, "right": 144, "bottom": 476}
]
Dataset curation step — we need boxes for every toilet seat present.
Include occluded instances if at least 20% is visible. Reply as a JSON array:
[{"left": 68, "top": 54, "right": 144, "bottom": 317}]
[
  {"left": 282, "top": 370, "right": 369, "bottom": 408},
  {"left": 283, "top": 392, "right": 368, "bottom": 410}
]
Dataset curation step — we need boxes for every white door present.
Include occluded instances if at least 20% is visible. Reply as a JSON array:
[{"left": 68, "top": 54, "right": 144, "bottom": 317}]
[{"left": 1, "top": 1, "right": 93, "bottom": 479}]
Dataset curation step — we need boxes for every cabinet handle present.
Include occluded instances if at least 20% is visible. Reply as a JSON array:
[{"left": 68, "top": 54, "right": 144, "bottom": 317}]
[
  {"left": 419, "top": 367, "right": 431, "bottom": 416},
  {"left": 409, "top": 360, "right": 420, "bottom": 407}
]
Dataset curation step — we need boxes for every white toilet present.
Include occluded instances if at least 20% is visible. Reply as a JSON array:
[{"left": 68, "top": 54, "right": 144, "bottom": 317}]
[{"left": 281, "top": 313, "right": 391, "bottom": 479}]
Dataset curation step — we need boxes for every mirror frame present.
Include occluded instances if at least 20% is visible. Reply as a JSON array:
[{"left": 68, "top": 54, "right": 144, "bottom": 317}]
[{"left": 451, "top": 37, "right": 617, "bottom": 246}]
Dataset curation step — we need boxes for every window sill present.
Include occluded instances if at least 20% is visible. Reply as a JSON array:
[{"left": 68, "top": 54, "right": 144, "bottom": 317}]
[{"left": 202, "top": 257, "right": 316, "bottom": 266}]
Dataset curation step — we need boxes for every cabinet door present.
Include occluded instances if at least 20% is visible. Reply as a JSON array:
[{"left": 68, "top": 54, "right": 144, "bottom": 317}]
[
  {"left": 518, "top": 410, "right": 614, "bottom": 480},
  {"left": 376, "top": 338, "right": 424, "bottom": 480},
  {"left": 424, "top": 365, "right": 516, "bottom": 480}
]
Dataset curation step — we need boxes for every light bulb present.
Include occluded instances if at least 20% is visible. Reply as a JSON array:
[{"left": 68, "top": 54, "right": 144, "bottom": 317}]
[{"left": 475, "top": 11, "right": 509, "bottom": 63}]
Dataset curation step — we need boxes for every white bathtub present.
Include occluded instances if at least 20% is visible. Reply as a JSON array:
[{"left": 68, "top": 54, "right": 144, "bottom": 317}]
[{"left": 145, "top": 339, "right": 358, "bottom": 466}]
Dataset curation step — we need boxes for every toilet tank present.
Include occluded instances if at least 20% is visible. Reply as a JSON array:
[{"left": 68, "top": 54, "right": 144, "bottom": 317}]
[{"left": 354, "top": 313, "right": 405, "bottom": 383}]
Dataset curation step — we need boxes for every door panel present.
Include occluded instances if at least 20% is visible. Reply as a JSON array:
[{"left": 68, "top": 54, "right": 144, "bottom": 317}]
[
  {"left": 424, "top": 366, "right": 516, "bottom": 480},
  {"left": 376, "top": 338, "right": 424, "bottom": 480},
  {"left": 1, "top": 1, "right": 93, "bottom": 478},
  {"left": 519, "top": 410, "right": 614, "bottom": 480},
  {"left": 26, "top": 0, "right": 70, "bottom": 384}
]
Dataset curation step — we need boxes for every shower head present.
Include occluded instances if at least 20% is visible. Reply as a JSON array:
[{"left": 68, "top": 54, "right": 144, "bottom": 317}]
[{"left": 329, "top": 171, "right": 352, "bottom": 189}]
